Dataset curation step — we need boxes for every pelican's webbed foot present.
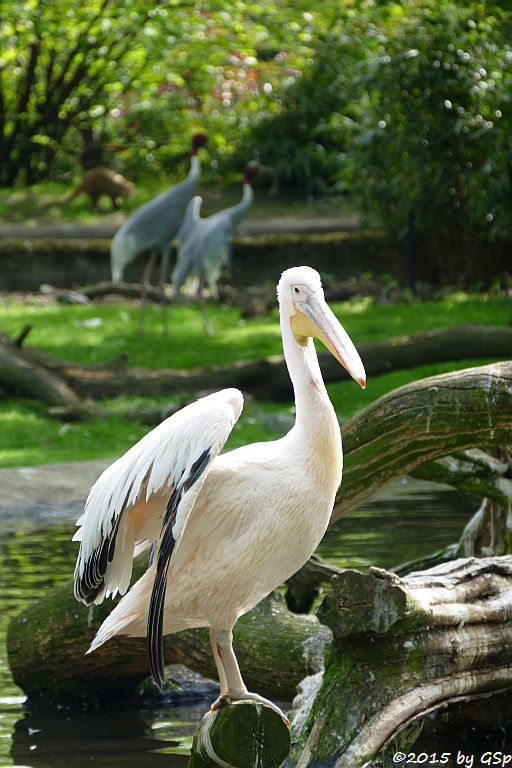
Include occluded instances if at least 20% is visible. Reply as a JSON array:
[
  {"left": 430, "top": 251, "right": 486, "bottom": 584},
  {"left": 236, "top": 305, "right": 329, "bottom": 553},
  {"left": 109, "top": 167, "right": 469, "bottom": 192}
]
[{"left": 210, "top": 691, "right": 288, "bottom": 723}]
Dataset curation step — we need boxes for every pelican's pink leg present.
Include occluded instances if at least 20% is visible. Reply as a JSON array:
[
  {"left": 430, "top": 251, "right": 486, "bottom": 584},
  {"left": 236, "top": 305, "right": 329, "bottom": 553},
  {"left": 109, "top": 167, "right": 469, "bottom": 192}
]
[
  {"left": 211, "top": 628, "right": 289, "bottom": 723},
  {"left": 210, "top": 628, "right": 228, "bottom": 707},
  {"left": 210, "top": 628, "right": 247, "bottom": 710}
]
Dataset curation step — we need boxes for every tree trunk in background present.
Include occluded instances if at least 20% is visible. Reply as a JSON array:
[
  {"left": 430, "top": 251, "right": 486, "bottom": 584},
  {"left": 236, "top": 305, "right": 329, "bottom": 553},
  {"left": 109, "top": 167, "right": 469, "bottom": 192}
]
[
  {"left": 58, "top": 324, "right": 512, "bottom": 400},
  {"left": 0, "top": 324, "right": 509, "bottom": 404}
]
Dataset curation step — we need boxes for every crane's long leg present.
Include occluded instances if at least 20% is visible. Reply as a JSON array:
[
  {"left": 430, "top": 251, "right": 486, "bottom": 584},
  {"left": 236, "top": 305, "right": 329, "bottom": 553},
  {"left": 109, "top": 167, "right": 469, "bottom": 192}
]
[
  {"left": 138, "top": 251, "right": 157, "bottom": 336},
  {"left": 159, "top": 242, "right": 173, "bottom": 337},
  {"left": 198, "top": 274, "right": 214, "bottom": 336},
  {"left": 211, "top": 627, "right": 288, "bottom": 720}
]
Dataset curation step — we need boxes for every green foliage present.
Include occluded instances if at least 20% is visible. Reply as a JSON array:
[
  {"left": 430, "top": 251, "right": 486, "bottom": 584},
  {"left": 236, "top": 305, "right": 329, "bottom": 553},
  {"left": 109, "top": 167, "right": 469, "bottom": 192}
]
[
  {"left": 4, "top": 0, "right": 512, "bottom": 242},
  {"left": 335, "top": 0, "right": 512, "bottom": 243},
  {"left": 0, "top": 0, "right": 155, "bottom": 185},
  {"left": 0, "top": 0, "right": 341, "bottom": 187},
  {"left": 239, "top": 32, "right": 351, "bottom": 194}
]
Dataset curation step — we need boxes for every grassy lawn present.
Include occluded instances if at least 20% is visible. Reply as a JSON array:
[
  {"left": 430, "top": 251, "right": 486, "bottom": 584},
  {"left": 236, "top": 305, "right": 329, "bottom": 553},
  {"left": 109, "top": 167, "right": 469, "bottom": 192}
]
[
  {"left": 0, "top": 290, "right": 509, "bottom": 467},
  {"left": 0, "top": 176, "right": 346, "bottom": 223}
]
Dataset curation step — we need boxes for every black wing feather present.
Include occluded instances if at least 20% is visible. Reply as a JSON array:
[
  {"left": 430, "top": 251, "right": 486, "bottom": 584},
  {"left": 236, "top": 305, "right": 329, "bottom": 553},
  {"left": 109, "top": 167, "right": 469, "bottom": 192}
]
[
  {"left": 147, "top": 447, "right": 211, "bottom": 690},
  {"left": 74, "top": 511, "right": 123, "bottom": 605}
]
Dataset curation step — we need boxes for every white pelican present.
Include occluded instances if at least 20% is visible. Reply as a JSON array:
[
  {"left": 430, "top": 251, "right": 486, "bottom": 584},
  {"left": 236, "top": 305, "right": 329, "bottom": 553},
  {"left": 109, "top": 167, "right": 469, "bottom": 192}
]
[{"left": 73, "top": 265, "right": 366, "bottom": 709}]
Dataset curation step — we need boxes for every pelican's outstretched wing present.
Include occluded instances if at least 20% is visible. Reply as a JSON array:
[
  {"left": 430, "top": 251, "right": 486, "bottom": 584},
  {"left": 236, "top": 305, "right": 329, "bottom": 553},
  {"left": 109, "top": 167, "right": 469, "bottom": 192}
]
[{"left": 73, "top": 388, "right": 243, "bottom": 610}]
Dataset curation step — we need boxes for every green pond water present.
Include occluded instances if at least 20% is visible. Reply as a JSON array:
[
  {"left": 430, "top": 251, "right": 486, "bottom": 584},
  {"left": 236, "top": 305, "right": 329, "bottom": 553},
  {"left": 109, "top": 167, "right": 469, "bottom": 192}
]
[{"left": 0, "top": 476, "right": 489, "bottom": 767}]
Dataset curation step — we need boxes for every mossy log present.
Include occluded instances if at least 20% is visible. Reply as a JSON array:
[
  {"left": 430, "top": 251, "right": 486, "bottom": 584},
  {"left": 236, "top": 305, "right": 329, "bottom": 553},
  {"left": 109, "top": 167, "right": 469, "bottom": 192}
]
[
  {"left": 395, "top": 447, "right": 512, "bottom": 573},
  {"left": 6, "top": 557, "right": 330, "bottom": 703},
  {"left": 188, "top": 700, "right": 291, "bottom": 768},
  {"left": 286, "top": 556, "right": 512, "bottom": 768},
  {"left": 332, "top": 360, "right": 512, "bottom": 523}
]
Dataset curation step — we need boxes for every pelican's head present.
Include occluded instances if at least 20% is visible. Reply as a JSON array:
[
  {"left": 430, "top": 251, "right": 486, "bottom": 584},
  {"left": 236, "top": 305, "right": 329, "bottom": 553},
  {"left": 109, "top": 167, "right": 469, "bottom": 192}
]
[{"left": 278, "top": 266, "right": 366, "bottom": 389}]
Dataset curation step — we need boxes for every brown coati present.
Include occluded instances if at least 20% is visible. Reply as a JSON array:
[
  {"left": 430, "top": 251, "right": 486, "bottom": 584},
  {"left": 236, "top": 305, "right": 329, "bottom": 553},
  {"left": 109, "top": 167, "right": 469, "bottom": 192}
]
[{"left": 64, "top": 168, "right": 135, "bottom": 210}]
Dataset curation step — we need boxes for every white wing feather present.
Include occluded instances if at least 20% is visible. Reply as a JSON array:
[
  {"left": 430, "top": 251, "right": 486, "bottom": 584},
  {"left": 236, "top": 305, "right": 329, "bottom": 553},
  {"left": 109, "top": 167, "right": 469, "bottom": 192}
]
[{"left": 73, "top": 388, "right": 243, "bottom": 605}]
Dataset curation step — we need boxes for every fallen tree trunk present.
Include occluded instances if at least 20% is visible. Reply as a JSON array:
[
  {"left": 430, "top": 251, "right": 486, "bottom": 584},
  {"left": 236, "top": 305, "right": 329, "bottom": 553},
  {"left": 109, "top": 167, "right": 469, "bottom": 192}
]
[
  {"left": 82, "top": 280, "right": 174, "bottom": 303},
  {"left": 189, "top": 700, "right": 291, "bottom": 768},
  {"left": 0, "top": 324, "right": 509, "bottom": 404},
  {"left": 286, "top": 556, "right": 512, "bottom": 768},
  {"left": 59, "top": 324, "right": 512, "bottom": 399},
  {"left": 332, "top": 361, "right": 512, "bottom": 522},
  {"left": 6, "top": 557, "right": 330, "bottom": 704},
  {"left": 0, "top": 331, "right": 101, "bottom": 418}
]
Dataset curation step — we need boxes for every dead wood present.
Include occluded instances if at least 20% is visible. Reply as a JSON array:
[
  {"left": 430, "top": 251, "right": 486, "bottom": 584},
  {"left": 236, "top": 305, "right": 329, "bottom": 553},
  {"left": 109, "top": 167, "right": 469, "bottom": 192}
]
[
  {"left": 0, "top": 331, "right": 101, "bottom": 418},
  {"left": 82, "top": 280, "right": 174, "bottom": 303},
  {"left": 54, "top": 324, "right": 512, "bottom": 400},
  {"left": 189, "top": 700, "right": 291, "bottom": 768},
  {"left": 0, "top": 324, "right": 509, "bottom": 406}
]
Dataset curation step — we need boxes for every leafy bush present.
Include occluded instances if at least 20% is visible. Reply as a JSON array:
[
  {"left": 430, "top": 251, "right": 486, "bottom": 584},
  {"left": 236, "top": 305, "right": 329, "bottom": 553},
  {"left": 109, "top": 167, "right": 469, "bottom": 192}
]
[{"left": 336, "top": 0, "right": 512, "bottom": 248}]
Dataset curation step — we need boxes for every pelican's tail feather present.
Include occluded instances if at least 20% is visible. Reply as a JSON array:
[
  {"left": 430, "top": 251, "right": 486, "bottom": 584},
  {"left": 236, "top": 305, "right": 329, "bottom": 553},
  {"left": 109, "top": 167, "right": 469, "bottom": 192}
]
[
  {"left": 87, "top": 565, "right": 155, "bottom": 654},
  {"left": 87, "top": 611, "right": 143, "bottom": 654}
]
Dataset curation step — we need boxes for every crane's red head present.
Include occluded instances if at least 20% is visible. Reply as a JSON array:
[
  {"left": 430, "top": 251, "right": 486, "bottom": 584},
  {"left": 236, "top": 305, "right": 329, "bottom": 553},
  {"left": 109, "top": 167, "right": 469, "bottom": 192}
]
[
  {"left": 192, "top": 133, "right": 208, "bottom": 154},
  {"left": 244, "top": 160, "right": 260, "bottom": 184}
]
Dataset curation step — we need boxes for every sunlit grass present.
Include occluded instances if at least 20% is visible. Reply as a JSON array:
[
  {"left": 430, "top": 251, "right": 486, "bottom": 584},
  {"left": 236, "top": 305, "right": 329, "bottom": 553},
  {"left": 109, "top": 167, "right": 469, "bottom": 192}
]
[
  {"left": 0, "top": 291, "right": 508, "bottom": 369},
  {"left": 0, "top": 290, "right": 509, "bottom": 467}
]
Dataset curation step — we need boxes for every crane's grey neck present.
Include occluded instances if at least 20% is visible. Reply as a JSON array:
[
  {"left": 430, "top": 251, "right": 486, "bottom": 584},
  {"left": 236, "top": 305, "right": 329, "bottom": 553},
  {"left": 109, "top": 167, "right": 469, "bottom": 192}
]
[
  {"left": 160, "top": 154, "right": 201, "bottom": 201},
  {"left": 225, "top": 183, "right": 253, "bottom": 227},
  {"left": 188, "top": 154, "right": 201, "bottom": 183},
  {"left": 281, "top": 310, "right": 333, "bottom": 432}
]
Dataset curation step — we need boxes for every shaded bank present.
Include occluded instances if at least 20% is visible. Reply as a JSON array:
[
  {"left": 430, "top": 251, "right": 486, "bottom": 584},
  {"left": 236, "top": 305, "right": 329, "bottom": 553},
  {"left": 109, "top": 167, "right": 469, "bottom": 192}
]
[{"left": 0, "top": 229, "right": 510, "bottom": 291}]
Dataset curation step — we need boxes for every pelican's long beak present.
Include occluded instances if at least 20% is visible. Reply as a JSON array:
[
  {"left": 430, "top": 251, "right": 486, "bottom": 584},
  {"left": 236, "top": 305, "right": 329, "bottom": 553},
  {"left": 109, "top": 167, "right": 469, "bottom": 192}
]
[{"left": 291, "top": 293, "right": 366, "bottom": 388}]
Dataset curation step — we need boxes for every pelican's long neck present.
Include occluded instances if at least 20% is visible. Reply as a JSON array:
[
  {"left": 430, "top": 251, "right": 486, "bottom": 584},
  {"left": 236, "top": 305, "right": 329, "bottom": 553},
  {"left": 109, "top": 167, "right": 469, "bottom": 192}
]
[{"left": 281, "top": 310, "right": 338, "bottom": 438}]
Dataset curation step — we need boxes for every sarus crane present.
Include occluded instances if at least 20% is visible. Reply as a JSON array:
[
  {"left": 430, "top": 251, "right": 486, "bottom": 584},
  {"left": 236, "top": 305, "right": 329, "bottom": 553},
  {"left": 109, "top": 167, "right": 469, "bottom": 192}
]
[
  {"left": 172, "top": 161, "right": 259, "bottom": 334},
  {"left": 110, "top": 132, "right": 208, "bottom": 334},
  {"left": 73, "top": 265, "right": 366, "bottom": 711}
]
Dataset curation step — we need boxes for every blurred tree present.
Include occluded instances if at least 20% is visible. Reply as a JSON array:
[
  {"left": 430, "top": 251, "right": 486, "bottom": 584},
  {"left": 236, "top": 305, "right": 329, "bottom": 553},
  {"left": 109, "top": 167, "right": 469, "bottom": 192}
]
[
  {"left": 0, "top": 0, "right": 340, "bottom": 187},
  {"left": 336, "top": 1, "right": 512, "bottom": 252},
  {"left": 0, "top": 0, "right": 155, "bottom": 185},
  {"left": 237, "top": 34, "right": 351, "bottom": 194}
]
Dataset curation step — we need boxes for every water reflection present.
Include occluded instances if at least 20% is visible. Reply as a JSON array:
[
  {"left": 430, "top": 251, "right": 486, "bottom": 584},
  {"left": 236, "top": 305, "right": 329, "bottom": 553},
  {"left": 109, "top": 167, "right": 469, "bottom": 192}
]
[
  {"left": 318, "top": 477, "right": 477, "bottom": 570},
  {"left": 0, "top": 477, "right": 479, "bottom": 767},
  {"left": 10, "top": 703, "right": 199, "bottom": 768}
]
